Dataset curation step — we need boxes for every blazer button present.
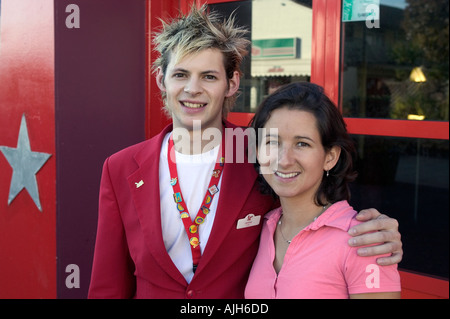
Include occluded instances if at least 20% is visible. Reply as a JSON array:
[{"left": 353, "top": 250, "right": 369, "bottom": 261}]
[{"left": 186, "top": 290, "right": 194, "bottom": 298}]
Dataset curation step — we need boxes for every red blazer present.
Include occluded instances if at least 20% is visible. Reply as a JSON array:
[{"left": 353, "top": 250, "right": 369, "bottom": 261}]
[{"left": 88, "top": 121, "right": 275, "bottom": 299}]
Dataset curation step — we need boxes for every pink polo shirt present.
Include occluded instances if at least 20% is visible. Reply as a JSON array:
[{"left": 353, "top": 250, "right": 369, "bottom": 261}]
[{"left": 245, "top": 201, "right": 401, "bottom": 299}]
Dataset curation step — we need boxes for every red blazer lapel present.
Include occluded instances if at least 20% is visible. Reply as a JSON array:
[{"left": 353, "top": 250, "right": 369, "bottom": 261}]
[
  {"left": 127, "top": 124, "right": 187, "bottom": 286},
  {"left": 200, "top": 160, "right": 258, "bottom": 265},
  {"left": 196, "top": 122, "right": 259, "bottom": 273}
]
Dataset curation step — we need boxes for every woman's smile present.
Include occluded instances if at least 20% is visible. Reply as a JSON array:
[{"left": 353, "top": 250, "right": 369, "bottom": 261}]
[{"left": 274, "top": 170, "right": 301, "bottom": 179}]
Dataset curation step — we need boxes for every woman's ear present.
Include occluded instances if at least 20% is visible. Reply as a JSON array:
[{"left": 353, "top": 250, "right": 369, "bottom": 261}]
[
  {"left": 156, "top": 67, "right": 166, "bottom": 92},
  {"left": 324, "top": 146, "right": 341, "bottom": 172}
]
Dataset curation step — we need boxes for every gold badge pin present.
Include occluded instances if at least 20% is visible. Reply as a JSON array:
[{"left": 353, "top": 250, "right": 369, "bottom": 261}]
[
  {"left": 190, "top": 237, "right": 200, "bottom": 248},
  {"left": 189, "top": 225, "right": 198, "bottom": 234},
  {"left": 195, "top": 216, "right": 205, "bottom": 225},
  {"left": 135, "top": 180, "right": 144, "bottom": 188}
]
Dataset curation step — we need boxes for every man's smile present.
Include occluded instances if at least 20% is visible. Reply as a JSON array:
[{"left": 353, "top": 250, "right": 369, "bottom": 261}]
[{"left": 181, "top": 101, "right": 207, "bottom": 109}]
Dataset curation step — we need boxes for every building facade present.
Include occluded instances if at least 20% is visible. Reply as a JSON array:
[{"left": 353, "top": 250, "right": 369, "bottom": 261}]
[{"left": 0, "top": 0, "right": 448, "bottom": 298}]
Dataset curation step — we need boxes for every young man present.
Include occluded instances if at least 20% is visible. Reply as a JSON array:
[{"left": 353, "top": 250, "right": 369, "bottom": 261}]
[{"left": 88, "top": 5, "right": 402, "bottom": 299}]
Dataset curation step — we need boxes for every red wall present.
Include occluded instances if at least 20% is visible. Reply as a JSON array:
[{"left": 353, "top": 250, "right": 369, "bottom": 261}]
[
  {"left": 0, "top": 0, "right": 56, "bottom": 298},
  {"left": 0, "top": 0, "right": 148, "bottom": 299}
]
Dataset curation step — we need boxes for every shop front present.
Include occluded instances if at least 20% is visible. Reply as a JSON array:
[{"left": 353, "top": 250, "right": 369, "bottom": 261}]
[{"left": 0, "top": 0, "right": 447, "bottom": 299}]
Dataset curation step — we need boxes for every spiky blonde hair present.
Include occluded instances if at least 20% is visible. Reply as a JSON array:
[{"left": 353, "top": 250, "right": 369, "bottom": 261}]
[{"left": 152, "top": 4, "right": 250, "bottom": 118}]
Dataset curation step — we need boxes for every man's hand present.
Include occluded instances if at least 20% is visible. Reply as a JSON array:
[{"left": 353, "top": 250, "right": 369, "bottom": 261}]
[{"left": 348, "top": 208, "right": 403, "bottom": 266}]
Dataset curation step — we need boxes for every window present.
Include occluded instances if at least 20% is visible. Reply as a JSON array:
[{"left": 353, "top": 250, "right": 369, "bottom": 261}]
[
  {"left": 350, "top": 135, "right": 449, "bottom": 277},
  {"left": 210, "top": 0, "right": 313, "bottom": 113},
  {"left": 341, "top": 0, "right": 449, "bottom": 121},
  {"left": 341, "top": 0, "right": 449, "bottom": 278}
]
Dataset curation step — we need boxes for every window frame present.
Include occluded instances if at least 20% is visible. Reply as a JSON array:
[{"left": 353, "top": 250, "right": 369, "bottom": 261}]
[{"left": 178, "top": 0, "right": 449, "bottom": 141}]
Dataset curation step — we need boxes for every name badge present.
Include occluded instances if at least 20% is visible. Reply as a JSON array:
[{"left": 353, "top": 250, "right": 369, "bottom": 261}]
[{"left": 236, "top": 214, "right": 261, "bottom": 229}]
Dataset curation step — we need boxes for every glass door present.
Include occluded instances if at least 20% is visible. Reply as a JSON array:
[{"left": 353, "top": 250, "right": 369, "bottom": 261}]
[{"left": 340, "top": 0, "right": 449, "bottom": 280}]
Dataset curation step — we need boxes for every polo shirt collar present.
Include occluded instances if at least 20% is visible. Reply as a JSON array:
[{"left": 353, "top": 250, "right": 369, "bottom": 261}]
[{"left": 265, "top": 200, "right": 355, "bottom": 232}]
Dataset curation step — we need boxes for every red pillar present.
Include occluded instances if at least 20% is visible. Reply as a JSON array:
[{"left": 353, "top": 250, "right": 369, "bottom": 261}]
[
  {"left": 0, "top": 0, "right": 56, "bottom": 298},
  {"left": 0, "top": 0, "right": 154, "bottom": 298}
]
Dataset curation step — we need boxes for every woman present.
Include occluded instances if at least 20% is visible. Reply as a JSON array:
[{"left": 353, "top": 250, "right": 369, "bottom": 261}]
[{"left": 245, "top": 82, "right": 401, "bottom": 298}]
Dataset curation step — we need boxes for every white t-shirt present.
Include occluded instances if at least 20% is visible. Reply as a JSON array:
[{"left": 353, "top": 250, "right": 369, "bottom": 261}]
[{"left": 159, "top": 133, "right": 222, "bottom": 283}]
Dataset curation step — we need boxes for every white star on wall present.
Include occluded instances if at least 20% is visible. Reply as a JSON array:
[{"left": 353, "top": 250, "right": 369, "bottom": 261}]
[{"left": 0, "top": 114, "right": 51, "bottom": 212}]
